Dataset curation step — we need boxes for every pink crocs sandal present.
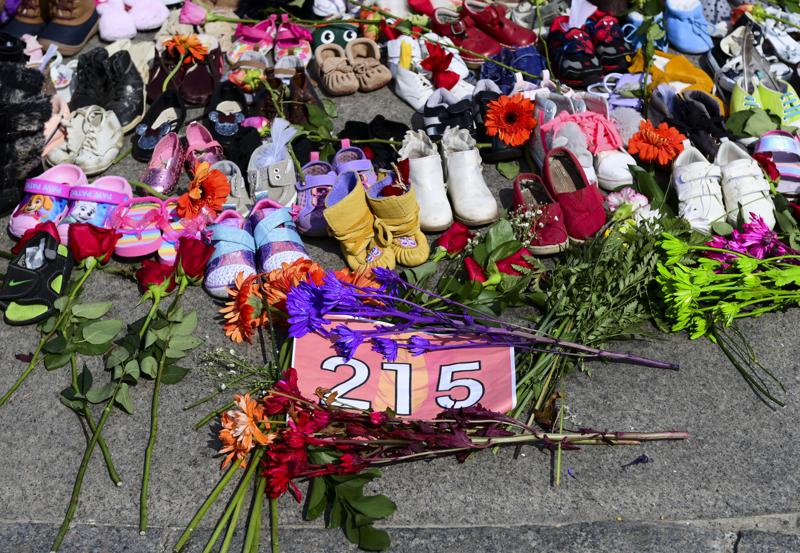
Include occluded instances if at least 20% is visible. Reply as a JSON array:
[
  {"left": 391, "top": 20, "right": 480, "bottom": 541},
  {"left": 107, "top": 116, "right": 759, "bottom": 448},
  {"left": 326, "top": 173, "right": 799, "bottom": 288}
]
[
  {"left": 111, "top": 197, "right": 165, "bottom": 258},
  {"left": 184, "top": 122, "right": 224, "bottom": 175},
  {"left": 57, "top": 175, "right": 133, "bottom": 244},
  {"left": 157, "top": 198, "right": 209, "bottom": 265},
  {"left": 227, "top": 15, "right": 278, "bottom": 64},
  {"left": 8, "top": 164, "right": 88, "bottom": 239}
]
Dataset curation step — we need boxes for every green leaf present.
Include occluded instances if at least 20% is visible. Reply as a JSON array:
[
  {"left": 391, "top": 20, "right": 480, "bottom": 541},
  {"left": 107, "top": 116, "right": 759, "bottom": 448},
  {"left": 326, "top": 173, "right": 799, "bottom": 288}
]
[
  {"left": 307, "top": 103, "right": 333, "bottom": 131},
  {"left": 44, "top": 352, "right": 71, "bottom": 370},
  {"left": 358, "top": 526, "right": 391, "bottom": 551},
  {"left": 305, "top": 478, "right": 327, "bottom": 521},
  {"left": 115, "top": 382, "right": 133, "bottom": 414},
  {"left": 53, "top": 296, "right": 69, "bottom": 312},
  {"left": 39, "top": 316, "right": 57, "bottom": 334},
  {"left": 82, "top": 319, "right": 123, "bottom": 345},
  {"left": 161, "top": 364, "right": 190, "bottom": 385},
  {"left": 124, "top": 359, "right": 140, "bottom": 381},
  {"left": 351, "top": 495, "right": 396, "bottom": 519},
  {"left": 328, "top": 498, "right": 343, "bottom": 529},
  {"left": 322, "top": 98, "right": 338, "bottom": 118},
  {"left": 140, "top": 356, "right": 158, "bottom": 378},
  {"left": 487, "top": 240, "right": 524, "bottom": 266},
  {"left": 86, "top": 383, "right": 115, "bottom": 404},
  {"left": 169, "top": 335, "right": 203, "bottom": 352},
  {"left": 165, "top": 347, "right": 187, "bottom": 359},
  {"left": 403, "top": 260, "right": 437, "bottom": 285},
  {"left": 75, "top": 339, "right": 113, "bottom": 356},
  {"left": 78, "top": 366, "right": 92, "bottom": 394},
  {"left": 343, "top": 513, "right": 359, "bottom": 544},
  {"left": 106, "top": 346, "right": 130, "bottom": 369},
  {"left": 496, "top": 161, "right": 520, "bottom": 180},
  {"left": 71, "top": 301, "right": 113, "bottom": 319},
  {"left": 172, "top": 311, "right": 198, "bottom": 336},
  {"left": 144, "top": 330, "right": 158, "bottom": 349},
  {"left": 484, "top": 219, "right": 515, "bottom": 253},
  {"left": 711, "top": 220, "right": 734, "bottom": 236},
  {"left": 471, "top": 242, "right": 489, "bottom": 266},
  {"left": 43, "top": 335, "right": 68, "bottom": 354}
]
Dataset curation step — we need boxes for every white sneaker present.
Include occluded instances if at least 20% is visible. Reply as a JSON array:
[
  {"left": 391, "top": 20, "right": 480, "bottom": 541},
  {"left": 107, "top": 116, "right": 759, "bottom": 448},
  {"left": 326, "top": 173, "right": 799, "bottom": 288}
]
[
  {"left": 393, "top": 66, "right": 434, "bottom": 112},
  {"left": 387, "top": 35, "right": 422, "bottom": 74},
  {"left": 46, "top": 107, "right": 88, "bottom": 167},
  {"left": 672, "top": 143, "right": 725, "bottom": 233},
  {"left": 74, "top": 106, "right": 125, "bottom": 176},
  {"left": 399, "top": 130, "right": 453, "bottom": 232},
  {"left": 715, "top": 140, "right": 776, "bottom": 229},
  {"left": 595, "top": 149, "right": 636, "bottom": 191},
  {"left": 441, "top": 126, "right": 499, "bottom": 226}
]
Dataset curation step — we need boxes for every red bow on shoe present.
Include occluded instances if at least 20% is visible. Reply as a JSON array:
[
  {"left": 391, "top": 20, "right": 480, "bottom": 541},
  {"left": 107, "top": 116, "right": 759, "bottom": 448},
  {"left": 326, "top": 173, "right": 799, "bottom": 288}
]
[{"left": 420, "top": 42, "right": 459, "bottom": 90}]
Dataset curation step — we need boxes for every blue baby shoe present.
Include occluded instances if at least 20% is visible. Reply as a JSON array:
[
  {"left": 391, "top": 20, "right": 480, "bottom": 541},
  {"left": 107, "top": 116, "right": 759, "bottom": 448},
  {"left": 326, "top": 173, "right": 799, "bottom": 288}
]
[
  {"left": 664, "top": 0, "right": 713, "bottom": 54},
  {"left": 480, "top": 45, "right": 546, "bottom": 94},
  {"left": 622, "top": 12, "right": 668, "bottom": 51}
]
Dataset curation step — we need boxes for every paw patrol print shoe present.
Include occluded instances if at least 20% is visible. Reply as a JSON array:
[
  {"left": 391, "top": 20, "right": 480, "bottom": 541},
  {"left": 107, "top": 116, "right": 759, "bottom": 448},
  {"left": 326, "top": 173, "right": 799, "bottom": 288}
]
[
  {"left": 204, "top": 81, "right": 249, "bottom": 146},
  {"left": 9, "top": 164, "right": 88, "bottom": 239},
  {"left": 56, "top": 176, "right": 133, "bottom": 244},
  {"left": 324, "top": 171, "right": 395, "bottom": 271}
]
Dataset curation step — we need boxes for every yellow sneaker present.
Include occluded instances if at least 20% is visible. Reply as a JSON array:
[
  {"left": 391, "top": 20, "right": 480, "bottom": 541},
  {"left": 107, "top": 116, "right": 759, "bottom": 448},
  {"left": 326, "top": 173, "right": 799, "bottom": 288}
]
[{"left": 758, "top": 79, "right": 800, "bottom": 127}]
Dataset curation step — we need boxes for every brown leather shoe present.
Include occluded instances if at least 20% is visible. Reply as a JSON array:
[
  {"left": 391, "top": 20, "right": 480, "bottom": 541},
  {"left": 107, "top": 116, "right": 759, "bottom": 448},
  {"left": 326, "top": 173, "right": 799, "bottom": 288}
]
[
  {"left": 287, "top": 71, "right": 321, "bottom": 126},
  {"left": 3, "top": 0, "right": 47, "bottom": 38},
  {"left": 39, "top": 0, "right": 99, "bottom": 57},
  {"left": 249, "top": 69, "right": 285, "bottom": 121},
  {"left": 147, "top": 45, "right": 223, "bottom": 108}
]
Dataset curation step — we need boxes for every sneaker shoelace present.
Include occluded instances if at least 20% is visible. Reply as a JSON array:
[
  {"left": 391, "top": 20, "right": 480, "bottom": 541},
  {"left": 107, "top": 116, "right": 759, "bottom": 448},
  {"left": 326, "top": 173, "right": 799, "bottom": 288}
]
[{"left": 781, "top": 90, "right": 800, "bottom": 118}]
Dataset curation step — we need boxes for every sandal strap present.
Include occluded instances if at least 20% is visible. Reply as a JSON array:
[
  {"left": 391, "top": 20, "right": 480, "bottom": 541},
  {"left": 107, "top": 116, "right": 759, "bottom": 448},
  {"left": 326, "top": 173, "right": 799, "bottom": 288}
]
[
  {"left": 253, "top": 208, "right": 302, "bottom": 247},
  {"left": 69, "top": 186, "right": 129, "bottom": 205},
  {"left": 211, "top": 225, "right": 256, "bottom": 252},
  {"left": 24, "top": 178, "right": 72, "bottom": 199}
]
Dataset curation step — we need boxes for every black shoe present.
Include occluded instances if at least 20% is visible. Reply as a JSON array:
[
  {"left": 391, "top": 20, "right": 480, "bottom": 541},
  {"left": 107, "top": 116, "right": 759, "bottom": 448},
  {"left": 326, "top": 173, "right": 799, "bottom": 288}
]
[
  {"left": 0, "top": 33, "right": 25, "bottom": 63},
  {"left": 204, "top": 81, "right": 248, "bottom": 145},
  {"left": 106, "top": 50, "right": 144, "bottom": 134},
  {"left": 70, "top": 47, "right": 111, "bottom": 110},
  {"left": 548, "top": 25, "right": 602, "bottom": 88},
  {"left": 671, "top": 90, "right": 733, "bottom": 159},
  {"left": 132, "top": 90, "right": 186, "bottom": 162},
  {"left": 472, "top": 80, "right": 521, "bottom": 162},
  {"left": 423, "top": 88, "right": 474, "bottom": 139}
]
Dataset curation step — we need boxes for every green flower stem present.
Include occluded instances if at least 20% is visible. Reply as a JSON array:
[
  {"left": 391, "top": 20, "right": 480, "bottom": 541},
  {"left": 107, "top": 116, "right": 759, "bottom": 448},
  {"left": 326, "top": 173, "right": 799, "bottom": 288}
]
[
  {"left": 536, "top": 5, "right": 559, "bottom": 92},
  {"left": 51, "top": 377, "right": 125, "bottom": 552},
  {"left": 163, "top": 53, "right": 187, "bottom": 93},
  {"left": 70, "top": 355, "right": 122, "bottom": 486},
  {"left": 129, "top": 180, "right": 169, "bottom": 200},
  {"left": 0, "top": 250, "right": 12, "bottom": 260},
  {"left": 202, "top": 448, "right": 265, "bottom": 553},
  {"left": 242, "top": 475, "right": 267, "bottom": 553},
  {"left": 139, "top": 296, "right": 162, "bottom": 341},
  {"left": 183, "top": 370, "right": 260, "bottom": 411},
  {"left": 207, "top": 14, "right": 259, "bottom": 24},
  {"left": 554, "top": 392, "right": 564, "bottom": 486},
  {"left": 0, "top": 262, "right": 96, "bottom": 408},
  {"left": 141, "top": 281, "right": 189, "bottom": 533},
  {"left": 112, "top": 147, "right": 132, "bottom": 165},
  {"left": 173, "top": 462, "right": 241, "bottom": 552},
  {"left": 219, "top": 491, "right": 245, "bottom": 553},
  {"left": 194, "top": 399, "right": 237, "bottom": 429},
  {"left": 139, "top": 351, "right": 168, "bottom": 533},
  {"left": 270, "top": 498, "right": 279, "bottom": 553}
]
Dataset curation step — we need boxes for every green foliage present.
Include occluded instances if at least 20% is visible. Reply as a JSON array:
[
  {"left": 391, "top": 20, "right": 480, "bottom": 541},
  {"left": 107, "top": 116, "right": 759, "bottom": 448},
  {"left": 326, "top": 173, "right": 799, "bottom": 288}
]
[
  {"left": 304, "top": 466, "right": 396, "bottom": 552},
  {"left": 496, "top": 161, "right": 520, "bottom": 180}
]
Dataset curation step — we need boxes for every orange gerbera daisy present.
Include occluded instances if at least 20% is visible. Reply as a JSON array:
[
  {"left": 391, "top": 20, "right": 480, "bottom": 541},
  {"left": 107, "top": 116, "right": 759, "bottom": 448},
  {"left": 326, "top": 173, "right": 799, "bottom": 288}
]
[
  {"left": 334, "top": 267, "right": 379, "bottom": 289},
  {"left": 218, "top": 393, "right": 274, "bottom": 469},
  {"left": 627, "top": 120, "right": 686, "bottom": 166},
  {"left": 163, "top": 33, "right": 208, "bottom": 64},
  {"left": 484, "top": 95, "right": 537, "bottom": 147},
  {"left": 262, "top": 259, "right": 326, "bottom": 312},
  {"left": 177, "top": 161, "right": 231, "bottom": 218},
  {"left": 220, "top": 273, "right": 264, "bottom": 343}
]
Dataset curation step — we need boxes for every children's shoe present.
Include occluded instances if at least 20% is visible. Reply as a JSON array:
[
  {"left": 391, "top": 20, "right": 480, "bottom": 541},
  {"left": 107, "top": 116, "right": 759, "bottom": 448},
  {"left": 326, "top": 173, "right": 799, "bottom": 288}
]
[
  {"left": 248, "top": 198, "right": 309, "bottom": 273},
  {"left": 123, "top": 0, "right": 168, "bottom": 31},
  {"left": 38, "top": 0, "right": 99, "bottom": 57},
  {"left": 247, "top": 117, "right": 297, "bottom": 206},
  {"left": 215, "top": 160, "right": 249, "bottom": 215},
  {"left": 441, "top": 126, "right": 499, "bottom": 226},
  {"left": 57, "top": 175, "right": 132, "bottom": 243},
  {"left": 394, "top": 65, "right": 435, "bottom": 112},
  {"left": 730, "top": 76, "right": 763, "bottom": 115},
  {"left": 9, "top": 164, "right": 87, "bottom": 238},
  {"left": 511, "top": 173, "right": 569, "bottom": 255},
  {"left": 715, "top": 141, "right": 776, "bottom": 229},
  {"left": 420, "top": 32, "right": 470, "bottom": 81},
  {"left": 542, "top": 147, "right": 606, "bottom": 241},
  {"left": 584, "top": 10, "right": 631, "bottom": 73},
  {"left": 204, "top": 81, "right": 248, "bottom": 145},
  {"left": 47, "top": 105, "right": 124, "bottom": 176},
  {"left": 462, "top": 0, "right": 536, "bottom": 48},
  {"left": 184, "top": 122, "right": 224, "bottom": 174},
  {"left": 297, "top": 153, "right": 336, "bottom": 237},
  {"left": 366, "top": 174, "right": 430, "bottom": 267},
  {"left": 479, "top": 45, "right": 547, "bottom": 95},
  {"left": 333, "top": 139, "right": 377, "bottom": 188},
  {"left": 345, "top": 38, "right": 392, "bottom": 92},
  {"left": 672, "top": 143, "right": 725, "bottom": 233},
  {"left": 315, "top": 43, "right": 360, "bottom": 97},
  {"left": 273, "top": 16, "right": 313, "bottom": 68},
  {"left": 423, "top": 88, "right": 475, "bottom": 139},
  {"left": 142, "top": 132, "right": 183, "bottom": 195},
  {"left": 111, "top": 197, "right": 165, "bottom": 258},
  {"left": 472, "top": 79, "right": 520, "bottom": 162},
  {"left": 96, "top": 0, "right": 136, "bottom": 42},
  {"left": 758, "top": 79, "right": 800, "bottom": 128},
  {"left": 762, "top": 19, "right": 800, "bottom": 65},
  {"left": 398, "top": 130, "right": 452, "bottom": 232},
  {"left": 664, "top": 0, "right": 712, "bottom": 55},
  {"left": 548, "top": 17, "right": 602, "bottom": 88},
  {"left": 158, "top": 198, "right": 207, "bottom": 265},
  {"left": 622, "top": 12, "right": 667, "bottom": 51},
  {"left": 0, "top": 231, "right": 73, "bottom": 326},
  {"left": 227, "top": 16, "right": 277, "bottom": 64},
  {"left": 205, "top": 210, "right": 257, "bottom": 298},
  {"left": 133, "top": 90, "right": 186, "bottom": 162},
  {"left": 324, "top": 171, "right": 396, "bottom": 270},
  {"left": 754, "top": 130, "right": 800, "bottom": 196},
  {"left": 431, "top": 8, "right": 501, "bottom": 67}
]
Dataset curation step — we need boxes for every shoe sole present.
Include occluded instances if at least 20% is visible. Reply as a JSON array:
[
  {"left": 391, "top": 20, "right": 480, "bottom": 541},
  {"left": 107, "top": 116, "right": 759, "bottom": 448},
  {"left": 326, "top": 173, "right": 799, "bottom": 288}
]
[
  {"left": 528, "top": 240, "right": 569, "bottom": 256},
  {"left": 421, "top": 221, "right": 455, "bottom": 233},
  {"left": 38, "top": 19, "right": 99, "bottom": 57},
  {"left": 454, "top": 213, "right": 500, "bottom": 227}
]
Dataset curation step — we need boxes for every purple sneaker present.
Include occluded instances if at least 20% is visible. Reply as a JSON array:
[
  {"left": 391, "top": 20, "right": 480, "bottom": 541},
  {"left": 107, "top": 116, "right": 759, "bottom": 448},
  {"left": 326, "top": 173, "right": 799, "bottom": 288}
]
[
  {"left": 248, "top": 198, "right": 310, "bottom": 273},
  {"left": 296, "top": 152, "right": 335, "bottom": 237},
  {"left": 141, "top": 132, "right": 182, "bottom": 195},
  {"left": 333, "top": 139, "right": 376, "bottom": 187},
  {"left": 205, "top": 210, "right": 257, "bottom": 299}
]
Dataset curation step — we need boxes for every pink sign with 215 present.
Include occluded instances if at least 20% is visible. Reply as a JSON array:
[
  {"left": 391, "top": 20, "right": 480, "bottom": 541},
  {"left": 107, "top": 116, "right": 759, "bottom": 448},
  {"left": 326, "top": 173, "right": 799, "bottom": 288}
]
[{"left": 292, "top": 318, "right": 516, "bottom": 419}]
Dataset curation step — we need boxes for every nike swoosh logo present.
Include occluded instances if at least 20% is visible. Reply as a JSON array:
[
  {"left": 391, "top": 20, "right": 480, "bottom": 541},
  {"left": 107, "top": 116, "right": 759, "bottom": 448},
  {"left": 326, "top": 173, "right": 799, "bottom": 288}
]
[{"left": 8, "top": 279, "right": 31, "bottom": 287}]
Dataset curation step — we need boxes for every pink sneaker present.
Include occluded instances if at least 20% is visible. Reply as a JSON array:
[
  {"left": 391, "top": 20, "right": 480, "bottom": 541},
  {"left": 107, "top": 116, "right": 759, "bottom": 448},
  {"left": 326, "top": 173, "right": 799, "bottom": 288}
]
[
  {"left": 8, "top": 164, "right": 87, "bottom": 239},
  {"left": 57, "top": 175, "right": 133, "bottom": 244},
  {"left": 248, "top": 198, "right": 309, "bottom": 273}
]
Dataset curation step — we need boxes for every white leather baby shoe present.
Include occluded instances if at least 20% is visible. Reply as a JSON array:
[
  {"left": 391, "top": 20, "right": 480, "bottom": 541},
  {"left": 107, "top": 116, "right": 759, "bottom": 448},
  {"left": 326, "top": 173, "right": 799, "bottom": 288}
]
[
  {"left": 398, "top": 130, "right": 453, "bottom": 232},
  {"left": 441, "top": 126, "right": 499, "bottom": 226}
]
